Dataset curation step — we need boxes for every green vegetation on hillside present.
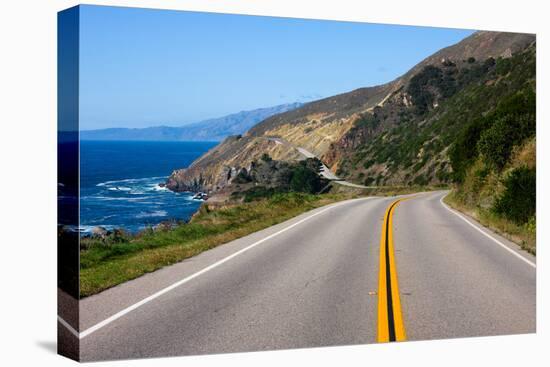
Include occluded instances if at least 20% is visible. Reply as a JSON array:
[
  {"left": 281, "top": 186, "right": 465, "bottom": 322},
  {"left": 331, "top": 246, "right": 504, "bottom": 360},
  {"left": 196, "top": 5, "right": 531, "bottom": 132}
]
[
  {"left": 494, "top": 166, "right": 535, "bottom": 223},
  {"left": 450, "top": 89, "right": 535, "bottom": 180},
  {"left": 445, "top": 47, "right": 536, "bottom": 252},
  {"left": 337, "top": 44, "right": 535, "bottom": 191},
  {"left": 231, "top": 156, "right": 327, "bottom": 202}
]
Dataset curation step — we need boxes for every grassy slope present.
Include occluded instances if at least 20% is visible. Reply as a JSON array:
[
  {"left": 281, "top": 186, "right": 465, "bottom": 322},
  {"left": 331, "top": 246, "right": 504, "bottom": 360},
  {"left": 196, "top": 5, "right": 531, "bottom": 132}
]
[
  {"left": 80, "top": 192, "right": 356, "bottom": 297},
  {"left": 444, "top": 137, "right": 536, "bottom": 254},
  {"left": 444, "top": 191, "right": 535, "bottom": 255}
]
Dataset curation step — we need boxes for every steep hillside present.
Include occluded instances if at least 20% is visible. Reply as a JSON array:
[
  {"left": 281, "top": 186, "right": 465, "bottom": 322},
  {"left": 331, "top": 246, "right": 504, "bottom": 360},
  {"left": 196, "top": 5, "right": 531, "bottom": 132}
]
[
  {"left": 167, "top": 31, "right": 535, "bottom": 193},
  {"left": 444, "top": 50, "right": 536, "bottom": 251},
  {"left": 331, "top": 41, "right": 535, "bottom": 186},
  {"left": 80, "top": 102, "right": 302, "bottom": 141},
  {"left": 166, "top": 84, "right": 393, "bottom": 191}
]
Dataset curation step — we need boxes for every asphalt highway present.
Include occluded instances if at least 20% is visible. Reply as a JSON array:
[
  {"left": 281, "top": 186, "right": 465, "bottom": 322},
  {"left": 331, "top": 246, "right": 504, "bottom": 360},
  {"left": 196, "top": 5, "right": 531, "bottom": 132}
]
[{"left": 63, "top": 191, "right": 535, "bottom": 361}]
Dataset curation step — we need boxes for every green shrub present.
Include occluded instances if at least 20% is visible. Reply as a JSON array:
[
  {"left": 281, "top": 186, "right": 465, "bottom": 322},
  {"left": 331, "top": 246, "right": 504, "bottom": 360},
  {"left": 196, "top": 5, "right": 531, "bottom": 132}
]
[
  {"left": 290, "top": 164, "right": 323, "bottom": 193},
  {"left": 435, "top": 168, "right": 450, "bottom": 182},
  {"left": 412, "top": 174, "right": 428, "bottom": 186},
  {"left": 493, "top": 89, "right": 536, "bottom": 118},
  {"left": 493, "top": 166, "right": 536, "bottom": 224},
  {"left": 478, "top": 113, "right": 535, "bottom": 170},
  {"left": 232, "top": 169, "right": 252, "bottom": 184},
  {"left": 354, "top": 113, "right": 380, "bottom": 129},
  {"left": 450, "top": 89, "right": 535, "bottom": 180},
  {"left": 260, "top": 153, "right": 272, "bottom": 162},
  {"left": 364, "top": 176, "right": 375, "bottom": 185},
  {"left": 495, "top": 57, "right": 512, "bottom": 75},
  {"left": 524, "top": 216, "right": 536, "bottom": 236},
  {"left": 242, "top": 186, "right": 279, "bottom": 202},
  {"left": 408, "top": 66, "right": 442, "bottom": 115},
  {"left": 407, "top": 65, "right": 460, "bottom": 115},
  {"left": 449, "top": 116, "right": 492, "bottom": 182},
  {"left": 268, "top": 192, "right": 314, "bottom": 206},
  {"left": 363, "top": 159, "right": 374, "bottom": 169}
]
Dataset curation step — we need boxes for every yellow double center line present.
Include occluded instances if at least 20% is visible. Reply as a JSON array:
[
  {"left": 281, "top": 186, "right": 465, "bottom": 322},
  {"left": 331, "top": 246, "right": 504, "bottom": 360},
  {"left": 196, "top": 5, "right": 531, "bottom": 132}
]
[{"left": 377, "top": 198, "right": 407, "bottom": 342}]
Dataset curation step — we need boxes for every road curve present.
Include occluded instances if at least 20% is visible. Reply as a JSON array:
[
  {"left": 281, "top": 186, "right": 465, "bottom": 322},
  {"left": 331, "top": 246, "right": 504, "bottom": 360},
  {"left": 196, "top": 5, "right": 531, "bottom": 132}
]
[
  {"left": 265, "top": 137, "right": 371, "bottom": 187},
  {"left": 72, "top": 191, "right": 535, "bottom": 361},
  {"left": 394, "top": 193, "right": 535, "bottom": 340}
]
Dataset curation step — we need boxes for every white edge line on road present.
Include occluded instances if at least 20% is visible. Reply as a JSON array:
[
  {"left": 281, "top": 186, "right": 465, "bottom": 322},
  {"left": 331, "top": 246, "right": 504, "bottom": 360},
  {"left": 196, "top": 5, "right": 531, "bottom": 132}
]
[
  {"left": 60, "top": 197, "right": 373, "bottom": 339},
  {"left": 58, "top": 315, "right": 79, "bottom": 338},
  {"left": 439, "top": 193, "right": 536, "bottom": 269}
]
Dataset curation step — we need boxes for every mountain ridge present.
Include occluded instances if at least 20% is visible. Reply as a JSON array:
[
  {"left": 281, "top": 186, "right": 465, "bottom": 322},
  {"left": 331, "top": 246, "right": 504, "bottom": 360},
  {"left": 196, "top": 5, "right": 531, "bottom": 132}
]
[
  {"left": 80, "top": 102, "right": 303, "bottom": 141},
  {"left": 166, "top": 31, "right": 535, "bottom": 193}
]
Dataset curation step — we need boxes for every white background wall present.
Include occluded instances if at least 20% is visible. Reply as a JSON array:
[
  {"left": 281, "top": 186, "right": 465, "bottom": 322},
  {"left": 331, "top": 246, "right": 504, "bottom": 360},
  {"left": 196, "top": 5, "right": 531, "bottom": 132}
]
[{"left": 0, "top": 0, "right": 548, "bottom": 366}]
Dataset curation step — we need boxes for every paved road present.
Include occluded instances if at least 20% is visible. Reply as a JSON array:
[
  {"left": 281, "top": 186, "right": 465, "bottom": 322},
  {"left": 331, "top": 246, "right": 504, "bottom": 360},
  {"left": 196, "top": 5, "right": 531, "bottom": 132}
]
[
  {"left": 68, "top": 191, "right": 535, "bottom": 361},
  {"left": 265, "top": 137, "right": 371, "bottom": 187}
]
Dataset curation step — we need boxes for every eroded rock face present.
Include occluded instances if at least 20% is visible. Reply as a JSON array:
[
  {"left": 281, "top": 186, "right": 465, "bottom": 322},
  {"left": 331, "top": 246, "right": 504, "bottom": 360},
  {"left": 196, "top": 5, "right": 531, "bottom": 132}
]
[
  {"left": 165, "top": 169, "right": 204, "bottom": 192},
  {"left": 166, "top": 134, "right": 304, "bottom": 193},
  {"left": 167, "top": 165, "right": 242, "bottom": 193}
]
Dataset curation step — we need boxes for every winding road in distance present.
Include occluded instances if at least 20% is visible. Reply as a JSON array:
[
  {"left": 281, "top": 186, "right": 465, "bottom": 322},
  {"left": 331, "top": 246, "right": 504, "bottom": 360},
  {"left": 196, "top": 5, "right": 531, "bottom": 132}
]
[
  {"left": 61, "top": 191, "right": 535, "bottom": 361},
  {"left": 265, "top": 136, "right": 371, "bottom": 188}
]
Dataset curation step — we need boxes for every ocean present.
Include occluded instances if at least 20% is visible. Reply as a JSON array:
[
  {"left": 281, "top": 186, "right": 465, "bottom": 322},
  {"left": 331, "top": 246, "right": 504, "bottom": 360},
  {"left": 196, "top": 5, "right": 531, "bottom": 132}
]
[{"left": 79, "top": 140, "right": 217, "bottom": 233}]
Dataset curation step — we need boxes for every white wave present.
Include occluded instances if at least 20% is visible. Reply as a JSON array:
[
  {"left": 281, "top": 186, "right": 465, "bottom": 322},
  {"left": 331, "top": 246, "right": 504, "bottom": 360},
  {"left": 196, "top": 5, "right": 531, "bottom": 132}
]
[
  {"left": 78, "top": 224, "right": 116, "bottom": 233},
  {"left": 151, "top": 184, "right": 169, "bottom": 192},
  {"left": 84, "top": 196, "right": 150, "bottom": 202},
  {"left": 135, "top": 210, "right": 167, "bottom": 219},
  {"left": 107, "top": 186, "right": 132, "bottom": 191},
  {"left": 96, "top": 176, "right": 167, "bottom": 187},
  {"left": 99, "top": 214, "right": 116, "bottom": 221}
]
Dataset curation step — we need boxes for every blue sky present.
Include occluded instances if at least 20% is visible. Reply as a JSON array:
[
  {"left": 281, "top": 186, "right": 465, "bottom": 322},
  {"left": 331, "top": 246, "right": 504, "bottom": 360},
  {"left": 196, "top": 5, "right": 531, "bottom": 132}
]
[{"left": 79, "top": 5, "right": 474, "bottom": 130}]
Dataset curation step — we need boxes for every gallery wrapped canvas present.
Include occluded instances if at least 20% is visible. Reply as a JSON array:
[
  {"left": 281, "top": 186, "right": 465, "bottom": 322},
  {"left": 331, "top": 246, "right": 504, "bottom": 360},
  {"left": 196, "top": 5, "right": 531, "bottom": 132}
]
[{"left": 58, "top": 4, "right": 536, "bottom": 362}]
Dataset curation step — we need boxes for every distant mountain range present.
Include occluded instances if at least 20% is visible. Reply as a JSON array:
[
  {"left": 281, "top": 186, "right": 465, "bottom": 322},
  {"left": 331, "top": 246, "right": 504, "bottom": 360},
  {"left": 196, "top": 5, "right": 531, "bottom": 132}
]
[{"left": 80, "top": 102, "right": 303, "bottom": 141}]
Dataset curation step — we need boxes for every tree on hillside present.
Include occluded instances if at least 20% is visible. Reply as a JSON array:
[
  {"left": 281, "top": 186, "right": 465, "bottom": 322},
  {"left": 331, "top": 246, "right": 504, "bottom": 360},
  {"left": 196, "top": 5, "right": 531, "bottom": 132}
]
[{"left": 290, "top": 159, "right": 324, "bottom": 194}]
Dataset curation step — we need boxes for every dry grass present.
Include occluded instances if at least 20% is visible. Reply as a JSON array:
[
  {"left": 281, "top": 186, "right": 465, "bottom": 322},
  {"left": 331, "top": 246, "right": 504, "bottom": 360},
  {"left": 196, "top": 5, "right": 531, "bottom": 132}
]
[
  {"left": 509, "top": 137, "right": 535, "bottom": 169},
  {"left": 444, "top": 190, "right": 535, "bottom": 255}
]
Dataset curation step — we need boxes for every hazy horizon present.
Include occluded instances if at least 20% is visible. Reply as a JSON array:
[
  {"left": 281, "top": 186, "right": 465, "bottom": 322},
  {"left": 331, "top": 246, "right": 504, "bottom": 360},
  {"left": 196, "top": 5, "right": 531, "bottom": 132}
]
[{"left": 78, "top": 101, "right": 302, "bottom": 132}]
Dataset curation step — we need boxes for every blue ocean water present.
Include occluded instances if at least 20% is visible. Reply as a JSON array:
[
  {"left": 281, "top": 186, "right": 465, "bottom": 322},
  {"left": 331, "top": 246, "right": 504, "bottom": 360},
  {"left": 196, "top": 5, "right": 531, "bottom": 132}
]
[{"left": 79, "top": 140, "right": 216, "bottom": 233}]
